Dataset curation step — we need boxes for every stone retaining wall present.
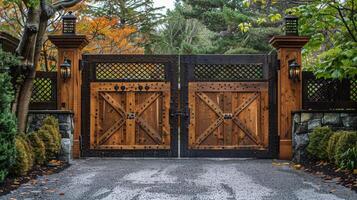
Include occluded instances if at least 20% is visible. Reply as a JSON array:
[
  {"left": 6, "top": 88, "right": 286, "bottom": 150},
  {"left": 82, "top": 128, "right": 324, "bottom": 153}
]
[
  {"left": 292, "top": 111, "right": 357, "bottom": 163},
  {"left": 27, "top": 110, "right": 74, "bottom": 162}
]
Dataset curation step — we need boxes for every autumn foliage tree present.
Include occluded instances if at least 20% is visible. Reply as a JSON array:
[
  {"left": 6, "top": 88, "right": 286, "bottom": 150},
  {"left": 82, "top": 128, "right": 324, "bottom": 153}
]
[{"left": 78, "top": 16, "right": 144, "bottom": 54}]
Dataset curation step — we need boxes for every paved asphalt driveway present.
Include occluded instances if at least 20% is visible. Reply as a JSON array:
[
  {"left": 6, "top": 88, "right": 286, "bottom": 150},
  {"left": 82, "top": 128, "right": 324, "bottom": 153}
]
[{"left": 1, "top": 158, "right": 356, "bottom": 200}]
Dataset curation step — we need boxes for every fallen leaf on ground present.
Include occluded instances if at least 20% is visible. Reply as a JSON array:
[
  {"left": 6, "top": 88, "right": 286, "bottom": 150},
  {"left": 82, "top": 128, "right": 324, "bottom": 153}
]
[{"left": 293, "top": 164, "right": 302, "bottom": 170}]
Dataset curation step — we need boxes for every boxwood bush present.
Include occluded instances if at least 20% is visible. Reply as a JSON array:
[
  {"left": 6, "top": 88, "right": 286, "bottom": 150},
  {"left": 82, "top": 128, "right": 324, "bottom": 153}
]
[
  {"left": 28, "top": 132, "right": 46, "bottom": 165},
  {"left": 334, "top": 131, "right": 357, "bottom": 165},
  {"left": 37, "top": 116, "right": 61, "bottom": 160},
  {"left": 12, "top": 134, "right": 34, "bottom": 176},
  {"left": 307, "top": 127, "right": 333, "bottom": 160},
  {"left": 327, "top": 131, "right": 344, "bottom": 162}
]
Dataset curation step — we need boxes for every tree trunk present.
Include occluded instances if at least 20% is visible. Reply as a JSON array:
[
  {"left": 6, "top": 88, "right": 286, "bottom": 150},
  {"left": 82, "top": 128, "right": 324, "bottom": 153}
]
[{"left": 15, "top": 0, "right": 81, "bottom": 132}]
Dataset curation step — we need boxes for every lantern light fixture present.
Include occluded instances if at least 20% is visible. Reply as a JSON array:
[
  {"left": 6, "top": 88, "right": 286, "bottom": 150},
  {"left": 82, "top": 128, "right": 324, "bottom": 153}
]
[
  {"left": 289, "top": 60, "right": 301, "bottom": 81},
  {"left": 284, "top": 15, "right": 299, "bottom": 36},
  {"left": 60, "top": 58, "right": 71, "bottom": 80},
  {"left": 62, "top": 11, "right": 77, "bottom": 34}
]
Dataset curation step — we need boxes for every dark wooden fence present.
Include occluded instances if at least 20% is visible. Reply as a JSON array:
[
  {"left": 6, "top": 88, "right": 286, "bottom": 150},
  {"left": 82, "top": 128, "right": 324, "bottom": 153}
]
[
  {"left": 29, "top": 71, "right": 57, "bottom": 110},
  {"left": 302, "top": 71, "right": 357, "bottom": 110}
]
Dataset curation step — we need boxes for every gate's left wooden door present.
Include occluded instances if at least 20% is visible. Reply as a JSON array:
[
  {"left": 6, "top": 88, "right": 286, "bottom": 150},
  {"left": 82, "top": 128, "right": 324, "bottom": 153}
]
[
  {"left": 90, "top": 82, "right": 171, "bottom": 150},
  {"left": 81, "top": 55, "right": 178, "bottom": 157}
]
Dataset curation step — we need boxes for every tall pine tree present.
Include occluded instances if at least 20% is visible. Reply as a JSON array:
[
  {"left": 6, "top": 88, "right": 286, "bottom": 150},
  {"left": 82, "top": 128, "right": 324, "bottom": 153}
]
[{"left": 181, "top": 0, "right": 287, "bottom": 54}]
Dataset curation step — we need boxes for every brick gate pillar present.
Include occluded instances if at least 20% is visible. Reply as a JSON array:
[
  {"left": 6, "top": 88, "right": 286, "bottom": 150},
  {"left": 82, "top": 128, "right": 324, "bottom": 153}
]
[
  {"left": 269, "top": 36, "right": 309, "bottom": 160},
  {"left": 48, "top": 35, "right": 89, "bottom": 158}
]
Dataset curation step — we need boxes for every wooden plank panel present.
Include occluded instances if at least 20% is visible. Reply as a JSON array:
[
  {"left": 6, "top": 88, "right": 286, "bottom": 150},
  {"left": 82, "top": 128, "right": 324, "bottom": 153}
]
[
  {"left": 126, "top": 91, "right": 136, "bottom": 145},
  {"left": 224, "top": 93, "right": 232, "bottom": 145}
]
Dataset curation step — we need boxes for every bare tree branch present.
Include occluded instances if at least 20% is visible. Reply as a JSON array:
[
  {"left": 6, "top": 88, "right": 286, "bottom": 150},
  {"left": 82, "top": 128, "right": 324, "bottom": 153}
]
[{"left": 53, "top": 0, "right": 82, "bottom": 11}]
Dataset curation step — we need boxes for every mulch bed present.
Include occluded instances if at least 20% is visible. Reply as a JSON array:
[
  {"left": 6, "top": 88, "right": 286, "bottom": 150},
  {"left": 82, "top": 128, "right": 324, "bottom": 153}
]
[
  {"left": 301, "top": 159, "right": 357, "bottom": 192},
  {"left": 0, "top": 161, "right": 69, "bottom": 196}
]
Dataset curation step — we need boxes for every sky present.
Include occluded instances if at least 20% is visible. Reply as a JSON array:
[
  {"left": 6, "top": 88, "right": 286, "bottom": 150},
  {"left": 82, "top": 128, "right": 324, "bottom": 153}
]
[{"left": 153, "top": 0, "right": 175, "bottom": 12}]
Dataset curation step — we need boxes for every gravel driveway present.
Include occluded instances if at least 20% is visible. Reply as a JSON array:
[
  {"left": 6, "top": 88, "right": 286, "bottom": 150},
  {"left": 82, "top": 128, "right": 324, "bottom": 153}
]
[{"left": 1, "top": 158, "right": 356, "bottom": 200}]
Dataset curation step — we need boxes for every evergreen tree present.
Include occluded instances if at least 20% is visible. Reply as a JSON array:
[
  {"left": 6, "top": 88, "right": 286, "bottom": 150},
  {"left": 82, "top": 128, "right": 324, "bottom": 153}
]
[
  {"left": 181, "top": 0, "right": 285, "bottom": 54},
  {"left": 151, "top": 3, "right": 214, "bottom": 54},
  {"left": 0, "top": 48, "right": 19, "bottom": 182}
]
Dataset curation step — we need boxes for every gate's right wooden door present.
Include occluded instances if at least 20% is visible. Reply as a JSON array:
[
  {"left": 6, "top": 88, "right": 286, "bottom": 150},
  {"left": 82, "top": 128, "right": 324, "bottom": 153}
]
[{"left": 188, "top": 82, "right": 269, "bottom": 150}]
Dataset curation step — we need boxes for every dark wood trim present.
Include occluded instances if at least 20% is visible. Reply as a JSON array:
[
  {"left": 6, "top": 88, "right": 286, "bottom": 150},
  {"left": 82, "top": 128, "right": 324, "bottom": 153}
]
[
  {"left": 48, "top": 35, "right": 89, "bottom": 49},
  {"left": 269, "top": 35, "right": 309, "bottom": 49}
]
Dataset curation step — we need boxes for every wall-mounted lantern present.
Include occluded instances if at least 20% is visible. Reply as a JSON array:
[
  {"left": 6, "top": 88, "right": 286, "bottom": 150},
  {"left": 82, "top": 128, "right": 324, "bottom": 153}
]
[
  {"left": 60, "top": 58, "right": 71, "bottom": 80},
  {"left": 289, "top": 60, "right": 300, "bottom": 81},
  {"left": 284, "top": 15, "right": 298, "bottom": 36},
  {"left": 62, "top": 11, "right": 77, "bottom": 34}
]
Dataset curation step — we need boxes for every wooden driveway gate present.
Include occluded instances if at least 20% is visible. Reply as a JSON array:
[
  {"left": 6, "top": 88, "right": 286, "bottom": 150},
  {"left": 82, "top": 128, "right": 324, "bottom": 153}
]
[{"left": 81, "top": 54, "right": 278, "bottom": 158}]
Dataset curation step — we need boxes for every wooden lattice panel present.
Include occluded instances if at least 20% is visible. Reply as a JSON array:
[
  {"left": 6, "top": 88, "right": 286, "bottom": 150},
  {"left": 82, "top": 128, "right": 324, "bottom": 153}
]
[
  {"left": 194, "top": 63, "right": 264, "bottom": 81},
  {"left": 90, "top": 82, "right": 171, "bottom": 150},
  {"left": 95, "top": 62, "right": 166, "bottom": 81},
  {"left": 188, "top": 82, "right": 269, "bottom": 150}
]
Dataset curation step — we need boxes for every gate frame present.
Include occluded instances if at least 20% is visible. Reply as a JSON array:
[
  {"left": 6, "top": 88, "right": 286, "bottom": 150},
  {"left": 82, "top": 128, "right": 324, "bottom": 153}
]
[
  {"left": 81, "top": 54, "right": 179, "bottom": 157},
  {"left": 179, "top": 54, "right": 279, "bottom": 158}
]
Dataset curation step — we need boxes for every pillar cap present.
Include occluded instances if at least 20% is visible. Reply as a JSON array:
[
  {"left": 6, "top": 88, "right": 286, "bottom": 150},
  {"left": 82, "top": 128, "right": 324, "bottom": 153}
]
[
  {"left": 269, "top": 35, "right": 309, "bottom": 49},
  {"left": 48, "top": 34, "right": 89, "bottom": 49}
]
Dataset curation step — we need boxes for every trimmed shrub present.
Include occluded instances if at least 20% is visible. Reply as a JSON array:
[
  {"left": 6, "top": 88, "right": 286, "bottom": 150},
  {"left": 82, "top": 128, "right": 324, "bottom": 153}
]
[
  {"left": 11, "top": 134, "right": 34, "bottom": 176},
  {"left": 37, "top": 129, "right": 57, "bottom": 160},
  {"left": 338, "top": 147, "right": 357, "bottom": 170},
  {"left": 40, "top": 116, "right": 61, "bottom": 158},
  {"left": 28, "top": 132, "right": 46, "bottom": 165},
  {"left": 327, "top": 131, "right": 344, "bottom": 162},
  {"left": 306, "top": 127, "right": 333, "bottom": 160},
  {"left": 335, "top": 131, "right": 357, "bottom": 165}
]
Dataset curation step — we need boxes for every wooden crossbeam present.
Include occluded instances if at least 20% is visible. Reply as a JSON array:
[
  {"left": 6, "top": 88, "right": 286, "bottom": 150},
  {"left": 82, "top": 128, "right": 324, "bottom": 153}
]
[
  {"left": 100, "top": 92, "right": 126, "bottom": 118},
  {"left": 233, "top": 118, "right": 260, "bottom": 145},
  {"left": 98, "top": 119, "right": 125, "bottom": 145},
  {"left": 232, "top": 92, "right": 259, "bottom": 117},
  {"left": 136, "top": 93, "right": 161, "bottom": 116},
  {"left": 136, "top": 117, "right": 162, "bottom": 144},
  {"left": 194, "top": 117, "right": 224, "bottom": 145},
  {"left": 196, "top": 92, "right": 224, "bottom": 116}
]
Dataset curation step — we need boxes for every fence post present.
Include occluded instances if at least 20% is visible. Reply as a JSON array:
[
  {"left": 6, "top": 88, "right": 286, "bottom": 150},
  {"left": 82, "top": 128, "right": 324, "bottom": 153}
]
[
  {"left": 48, "top": 35, "right": 89, "bottom": 158},
  {"left": 269, "top": 36, "right": 309, "bottom": 159}
]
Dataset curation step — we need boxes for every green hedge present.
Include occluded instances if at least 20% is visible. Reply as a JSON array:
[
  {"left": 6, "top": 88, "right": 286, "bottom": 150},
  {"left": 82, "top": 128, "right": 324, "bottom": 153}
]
[
  {"left": 307, "top": 127, "right": 333, "bottom": 160},
  {"left": 0, "top": 47, "right": 19, "bottom": 182},
  {"left": 11, "top": 116, "right": 62, "bottom": 177},
  {"left": 308, "top": 127, "right": 357, "bottom": 170}
]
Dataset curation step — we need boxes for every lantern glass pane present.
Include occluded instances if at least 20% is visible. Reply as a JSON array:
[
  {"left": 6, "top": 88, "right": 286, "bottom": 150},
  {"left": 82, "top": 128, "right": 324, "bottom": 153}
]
[
  {"left": 285, "top": 18, "right": 298, "bottom": 36},
  {"left": 63, "top": 19, "right": 76, "bottom": 34}
]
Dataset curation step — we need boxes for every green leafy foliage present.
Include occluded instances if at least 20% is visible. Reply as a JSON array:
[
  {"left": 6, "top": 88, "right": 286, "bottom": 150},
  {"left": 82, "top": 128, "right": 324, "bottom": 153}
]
[
  {"left": 295, "top": 0, "right": 357, "bottom": 79},
  {"left": 338, "top": 147, "right": 357, "bottom": 170},
  {"left": 0, "top": 48, "right": 18, "bottom": 182},
  {"left": 307, "top": 127, "right": 333, "bottom": 160}
]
